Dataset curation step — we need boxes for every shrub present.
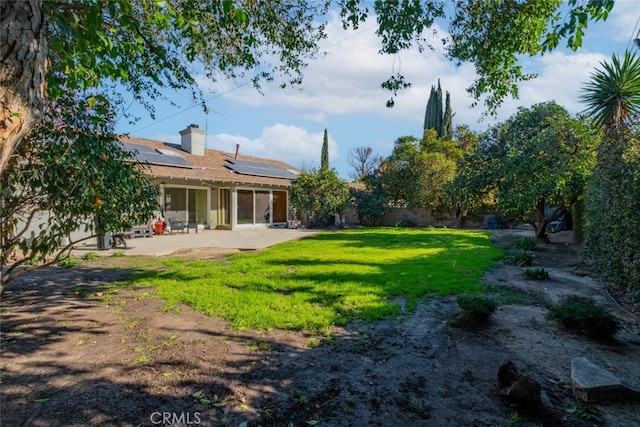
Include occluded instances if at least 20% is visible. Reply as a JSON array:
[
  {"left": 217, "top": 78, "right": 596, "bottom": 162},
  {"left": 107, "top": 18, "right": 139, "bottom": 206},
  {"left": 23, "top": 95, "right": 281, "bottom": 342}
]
[
  {"left": 456, "top": 294, "right": 498, "bottom": 323},
  {"left": 584, "top": 130, "right": 640, "bottom": 290},
  {"left": 58, "top": 255, "right": 80, "bottom": 269},
  {"left": 394, "top": 219, "right": 415, "bottom": 228},
  {"left": 525, "top": 267, "right": 549, "bottom": 280},
  {"left": 504, "top": 249, "right": 535, "bottom": 267},
  {"left": 511, "top": 237, "right": 537, "bottom": 251},
  {"left": 549, "top": 296, "right": 619, "bottom": 340},
  {"left": 83, "top": 252, "right": 100, "bottom": 261}
]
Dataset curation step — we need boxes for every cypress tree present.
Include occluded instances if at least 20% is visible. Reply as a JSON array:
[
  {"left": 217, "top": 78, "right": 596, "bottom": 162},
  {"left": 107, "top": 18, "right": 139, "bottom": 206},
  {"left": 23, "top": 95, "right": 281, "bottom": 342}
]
[
  {"left": 424, "top": 79, "right": 453, "bottom": 140},
  {"left": 321, "top": 128, "right": 329, "bottom": 171},
  {"left": 423, "top": 85, "right": 439, "bottom": 132},
  {"left": 436, "top": 79, "right": 443, "bottom": 137},
  {"left": 443, "top": 91, "right": 453, "bottom": 141}
]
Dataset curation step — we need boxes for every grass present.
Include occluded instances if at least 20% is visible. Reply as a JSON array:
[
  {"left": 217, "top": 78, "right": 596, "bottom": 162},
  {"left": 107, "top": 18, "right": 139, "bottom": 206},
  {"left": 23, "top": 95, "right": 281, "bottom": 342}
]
[{"left": 123, "top": 228, "right": 502, "bottom": 332}]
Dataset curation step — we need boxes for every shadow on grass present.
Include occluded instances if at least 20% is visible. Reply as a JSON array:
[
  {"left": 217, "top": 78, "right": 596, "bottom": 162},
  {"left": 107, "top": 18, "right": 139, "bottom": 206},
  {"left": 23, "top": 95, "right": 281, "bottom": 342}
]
[
  {"left": 118, "top": 228, "right": 502, "bottom": 329},
  {"left": 0, "top": 230, "right": 506, "bottom": 426}
]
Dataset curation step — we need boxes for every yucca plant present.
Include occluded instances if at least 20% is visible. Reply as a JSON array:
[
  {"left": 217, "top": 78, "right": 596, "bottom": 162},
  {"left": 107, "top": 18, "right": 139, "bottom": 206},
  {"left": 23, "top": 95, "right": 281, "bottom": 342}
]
[
  {"left": 511, "top": 237, "right": 537, "bottom": 251},
  {"left": 525, "top": 267, "right": 549, "bottom": 280},
  {"left": 504, "top": 249, "right": 535, "bottom": 267},
  {"left": 580, "top": 50, "right": 640, "bottom": 132}
]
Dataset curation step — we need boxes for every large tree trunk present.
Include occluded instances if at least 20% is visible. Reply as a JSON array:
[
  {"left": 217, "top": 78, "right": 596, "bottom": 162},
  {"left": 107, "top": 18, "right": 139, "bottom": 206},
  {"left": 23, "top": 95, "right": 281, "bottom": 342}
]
[
  {"left": 530, "top": 196, "right": 552, "bottom": 242},
  {"left": 0, "top": 0, "right": 47, "bottom": 174}
]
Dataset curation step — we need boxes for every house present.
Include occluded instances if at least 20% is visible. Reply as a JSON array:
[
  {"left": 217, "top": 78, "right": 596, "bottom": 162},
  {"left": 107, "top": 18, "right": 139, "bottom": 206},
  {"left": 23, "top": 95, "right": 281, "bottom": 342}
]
[{"left": 122, "top": 124, "right": 299, "bottom": 231}]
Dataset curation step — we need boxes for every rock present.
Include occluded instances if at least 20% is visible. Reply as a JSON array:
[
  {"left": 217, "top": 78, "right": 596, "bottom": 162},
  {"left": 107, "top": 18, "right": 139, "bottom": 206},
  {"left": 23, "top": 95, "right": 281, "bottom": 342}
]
[
  {"left": 497, "top": 360, "right": 541, "bottom": 403},
  {"left": 571, "top": 357, "right": 640, "bottom": 402}
]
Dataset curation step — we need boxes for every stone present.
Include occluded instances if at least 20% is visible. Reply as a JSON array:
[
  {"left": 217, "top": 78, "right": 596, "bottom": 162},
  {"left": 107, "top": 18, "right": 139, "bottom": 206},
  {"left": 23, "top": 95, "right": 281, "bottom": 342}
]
[
  {"left": 571, "top": 357, "right": 640, "bottom": 402},
  {"left": 497, "top": 360, "right": 541, "bottom": 403}
]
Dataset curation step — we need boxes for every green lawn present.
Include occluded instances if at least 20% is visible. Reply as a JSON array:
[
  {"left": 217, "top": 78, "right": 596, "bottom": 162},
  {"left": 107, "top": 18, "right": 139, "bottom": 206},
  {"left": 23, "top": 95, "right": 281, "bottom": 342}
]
[{"left": 125, "top": 228, "right": 502, "bottom": 332}]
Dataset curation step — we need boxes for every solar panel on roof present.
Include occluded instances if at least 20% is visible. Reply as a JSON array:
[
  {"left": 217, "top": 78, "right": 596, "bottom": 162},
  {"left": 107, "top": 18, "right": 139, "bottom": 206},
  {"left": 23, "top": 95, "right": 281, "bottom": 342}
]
[
  {"left": 120, "top": 142, "right": 194, "bottom": 169},
  {"left": 224, "top": 158, "right": 297, "bottom": 179}
]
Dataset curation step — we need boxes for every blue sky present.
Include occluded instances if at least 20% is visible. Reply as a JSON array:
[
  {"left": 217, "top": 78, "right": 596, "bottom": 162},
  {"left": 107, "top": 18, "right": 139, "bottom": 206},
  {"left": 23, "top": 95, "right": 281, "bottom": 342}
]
[{"left": 115, "top": 1, "right": 640, "bottom": 180}]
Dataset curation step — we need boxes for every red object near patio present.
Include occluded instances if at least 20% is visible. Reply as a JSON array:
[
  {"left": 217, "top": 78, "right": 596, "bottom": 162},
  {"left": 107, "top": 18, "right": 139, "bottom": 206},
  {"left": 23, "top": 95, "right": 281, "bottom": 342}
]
[{"left": 154, "top": 221, "right": 166, "bottom": 235}]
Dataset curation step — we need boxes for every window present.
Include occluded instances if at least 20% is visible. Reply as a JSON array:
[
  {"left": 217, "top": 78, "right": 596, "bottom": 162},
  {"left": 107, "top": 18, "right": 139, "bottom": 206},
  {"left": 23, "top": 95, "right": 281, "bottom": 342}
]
[{"left": 237, "top": 190, "right": 254, "bottom": 224}]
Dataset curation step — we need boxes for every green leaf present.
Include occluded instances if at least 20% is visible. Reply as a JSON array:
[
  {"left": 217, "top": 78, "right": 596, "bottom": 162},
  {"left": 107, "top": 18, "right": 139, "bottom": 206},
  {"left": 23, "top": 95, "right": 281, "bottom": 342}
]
[{"left": 235, "top": 9, "right": 248, "bottom": 25}]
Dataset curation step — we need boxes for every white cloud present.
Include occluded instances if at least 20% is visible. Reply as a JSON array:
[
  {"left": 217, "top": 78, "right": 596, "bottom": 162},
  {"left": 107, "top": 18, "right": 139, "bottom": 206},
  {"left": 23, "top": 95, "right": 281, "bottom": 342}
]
[
  {"left": 201, "top": 15, "right": 463, "bottom": 124},
  {"left": 206, "top": 124, "right": 336, "bottom": 170},
  {"left": 146, "top": 6, "right": 629, "bottom": 179},
  {"left": 205, "top": 11, "right": 613, "bottom": 131}
]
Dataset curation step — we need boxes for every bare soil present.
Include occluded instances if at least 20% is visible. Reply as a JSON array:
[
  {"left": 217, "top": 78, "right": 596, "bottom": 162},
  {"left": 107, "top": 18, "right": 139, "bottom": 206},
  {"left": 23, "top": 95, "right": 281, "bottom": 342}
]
[{"left": 1, "top": 229, "right": 639, "bottom": 427}]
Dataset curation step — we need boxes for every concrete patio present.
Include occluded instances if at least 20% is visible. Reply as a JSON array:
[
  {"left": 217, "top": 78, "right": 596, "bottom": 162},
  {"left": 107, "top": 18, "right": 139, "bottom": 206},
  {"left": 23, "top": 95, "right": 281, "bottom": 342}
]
[{"left": 71, "top": 228, "right": 318, "bottom": 257}]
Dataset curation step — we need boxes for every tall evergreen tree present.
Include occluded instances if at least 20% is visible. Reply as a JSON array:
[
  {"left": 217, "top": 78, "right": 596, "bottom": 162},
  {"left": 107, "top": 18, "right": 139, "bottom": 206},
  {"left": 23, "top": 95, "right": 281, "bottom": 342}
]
[
  {"left": 443, "top": 91, "right": 453, "bottom": 140},
  {"left": 436, "top": 79, "right": 443, "bottom": 137},
  {"left": 424, "top": 79, "right": 453, "bottom": 139},
  {"left": 423, "top": 86, "right": 439, "bottom": 132},
  {"left": 321, "top": 128, "right": 329, "bottom": 171}
]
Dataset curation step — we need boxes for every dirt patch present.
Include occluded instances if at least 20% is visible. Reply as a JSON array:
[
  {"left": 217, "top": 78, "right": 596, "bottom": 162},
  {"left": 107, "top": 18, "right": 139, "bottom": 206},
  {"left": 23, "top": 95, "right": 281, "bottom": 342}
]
[{"left": 1, "top": 229, "right": 639, "bottom": 426}]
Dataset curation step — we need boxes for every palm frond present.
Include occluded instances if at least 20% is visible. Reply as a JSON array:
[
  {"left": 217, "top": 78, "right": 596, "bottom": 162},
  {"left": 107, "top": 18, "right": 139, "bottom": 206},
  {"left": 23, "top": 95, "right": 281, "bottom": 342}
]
[{"left": 580, "top": 50, "right": 640, "bottom": 131}]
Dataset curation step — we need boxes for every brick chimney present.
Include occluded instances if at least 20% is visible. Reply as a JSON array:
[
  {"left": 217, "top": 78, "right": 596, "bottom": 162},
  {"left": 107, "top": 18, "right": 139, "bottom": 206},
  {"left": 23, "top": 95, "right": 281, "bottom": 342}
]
[{"left": 179, "top": 124, "right": 205, "bottom": 156}]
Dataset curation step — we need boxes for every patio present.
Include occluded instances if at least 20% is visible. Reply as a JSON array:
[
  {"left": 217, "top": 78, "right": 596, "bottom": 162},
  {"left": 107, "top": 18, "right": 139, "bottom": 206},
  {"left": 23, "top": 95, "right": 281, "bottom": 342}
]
[{"left": 71, "top": 227, "right": 318, "bottom": 257}]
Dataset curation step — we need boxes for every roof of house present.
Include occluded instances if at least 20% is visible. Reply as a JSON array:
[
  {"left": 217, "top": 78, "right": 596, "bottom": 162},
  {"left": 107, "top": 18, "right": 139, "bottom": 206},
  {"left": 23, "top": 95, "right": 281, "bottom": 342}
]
[{"left": 120, "top": 135, "right": 299, "bottom": 187}]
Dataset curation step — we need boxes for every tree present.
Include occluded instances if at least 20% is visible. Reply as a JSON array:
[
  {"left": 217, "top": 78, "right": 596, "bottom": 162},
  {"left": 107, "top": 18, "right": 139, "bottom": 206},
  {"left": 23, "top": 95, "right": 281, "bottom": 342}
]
[
  {"left": 423, "top": 83, "right": 440, "bottom": 134},
  {"left": 351, "top": 173, "right": 388, "bottom": 226},
  {"left": 454, "top": 102, "right": 598, "bottom": 240},
  {"left": 580, "top": 51, "right": 640, "bottom": 132},
  {"left": 0, "top": 92, "right": 158, "bottom": 290},
  {"left": 348, "top": 146, "right": 381, "bottom": 182},
  {"left": 423, "top": 79, "right": 452, "bottom": 139},
  {"left": 443, "top": 92, "right": 453, "bottom": 141},
  {"left": 321, "top": 128, "right": 329, "bottom": 171},
  {"left": 381, "top": 130, "right": 461, "bottom": 211},
  {"left": 580, "top": 51, "right": 640, "bottom": 288},
  {"left": 1, "top": 0, "right": 329, "bottom": 173},
  {"left": 290, "top": 168, "right": 350, "bottom": 228},
  {"left": 1, "top": 1, "right": 616, "bottom": 174},
  {"left": 436, "top": 80, "right": 444, "bottom": 136}
]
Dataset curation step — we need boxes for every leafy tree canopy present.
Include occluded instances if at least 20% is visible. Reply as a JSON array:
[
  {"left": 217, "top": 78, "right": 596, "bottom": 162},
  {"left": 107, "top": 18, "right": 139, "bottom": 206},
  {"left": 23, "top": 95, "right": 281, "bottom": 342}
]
[
  {"left": 454, "top": 101, "right": 599, "bottom": 239},
  {"left": 351, "top": 173, "right": 388, "bottom": 226},
  {"left": 1, "top": 91, "right": 158, "bottom": 289},
  {"left": 381, "top": 129, "right": 461, "bottom": 210},
  {"left": 290, "top": 168, "right": 350, "bottom": 227}
]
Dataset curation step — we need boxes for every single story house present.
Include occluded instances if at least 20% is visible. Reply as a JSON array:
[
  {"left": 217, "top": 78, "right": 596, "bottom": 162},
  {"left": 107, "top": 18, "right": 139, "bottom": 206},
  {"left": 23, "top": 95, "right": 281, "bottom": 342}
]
[{"left": 123, "top": 124, "right": 299, "bottom": 231}]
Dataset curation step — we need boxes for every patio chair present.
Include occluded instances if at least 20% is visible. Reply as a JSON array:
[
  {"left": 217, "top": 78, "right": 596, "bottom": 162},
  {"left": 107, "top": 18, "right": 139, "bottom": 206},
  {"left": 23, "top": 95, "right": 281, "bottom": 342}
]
[{"left": 168, "top": 218, "right": 188, "bottom": 234}]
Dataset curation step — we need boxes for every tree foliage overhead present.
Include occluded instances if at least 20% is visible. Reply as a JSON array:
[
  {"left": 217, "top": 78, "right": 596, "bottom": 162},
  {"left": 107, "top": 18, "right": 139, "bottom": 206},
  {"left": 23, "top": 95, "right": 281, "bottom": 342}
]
[
  {"left": 446, "top": 0, "right": 614, "bottom": 112},
  {"left": 0, "top": 0, "right": 329, "bottom": 172},
  {"left": 454, "top": 101, "right": 598, "bottom": 239},
  {"left": 45, "top": 0, "right": 327, "bottom": 109},
  {"left": 0, "top": 92, "right": 158, "bottom": 289},
  {"left": 1, "top": 0, "right": 616, "bottom": 173}
]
